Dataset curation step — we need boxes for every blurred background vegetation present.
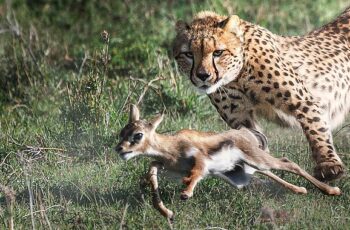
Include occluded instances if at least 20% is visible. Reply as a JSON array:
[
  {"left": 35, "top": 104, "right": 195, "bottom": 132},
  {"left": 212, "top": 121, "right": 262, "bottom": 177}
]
[{"left": 0, "top": 0, "right": 349, "bottom": 229}]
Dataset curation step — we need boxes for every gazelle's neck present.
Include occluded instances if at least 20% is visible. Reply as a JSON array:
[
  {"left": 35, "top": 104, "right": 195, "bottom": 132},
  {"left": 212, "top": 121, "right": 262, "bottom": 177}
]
[{"left": 145, "top": 133, "right": 180, "bottom": 163}]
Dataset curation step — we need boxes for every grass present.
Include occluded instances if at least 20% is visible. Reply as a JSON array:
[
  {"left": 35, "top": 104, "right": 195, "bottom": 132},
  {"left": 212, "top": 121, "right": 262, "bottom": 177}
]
[{"left": 0, "top": 0, "right": 350, "bottom": 229}]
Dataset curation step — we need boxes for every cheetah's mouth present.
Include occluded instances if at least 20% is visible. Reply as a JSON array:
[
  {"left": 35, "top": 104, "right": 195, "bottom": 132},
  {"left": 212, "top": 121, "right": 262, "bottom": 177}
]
[
  {"left": 200, "top": 78, "right": 219, "bottom": 88},
  {"left": 196, "top": 78, "right": 225, "bottom": 94},
  {"left": 196, "top": 83, "right": 220, "bottom": 94}
]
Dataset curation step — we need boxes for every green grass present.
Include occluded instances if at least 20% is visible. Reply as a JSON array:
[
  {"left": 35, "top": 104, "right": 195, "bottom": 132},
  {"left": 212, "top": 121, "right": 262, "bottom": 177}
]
[{"left": 0, "top": 0, "right": 350, "bottom": 229}]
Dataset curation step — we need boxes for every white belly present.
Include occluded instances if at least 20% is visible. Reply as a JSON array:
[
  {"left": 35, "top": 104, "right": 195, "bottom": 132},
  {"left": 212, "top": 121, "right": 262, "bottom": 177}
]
[{"left": 205, "top": 147, "right": 256, "bottom": 175}]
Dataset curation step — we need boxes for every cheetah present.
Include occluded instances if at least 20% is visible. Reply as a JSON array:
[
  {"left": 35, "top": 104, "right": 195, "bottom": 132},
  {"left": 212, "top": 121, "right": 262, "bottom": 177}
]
[{"left": 173, "top": 7, "right": 350, "bottom": 181}]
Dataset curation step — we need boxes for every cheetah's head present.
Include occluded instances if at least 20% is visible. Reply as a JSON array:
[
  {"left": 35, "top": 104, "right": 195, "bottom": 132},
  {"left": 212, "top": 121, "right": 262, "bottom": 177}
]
[{"left": 173, "top": 11, "right": 244, "bottom": 94}]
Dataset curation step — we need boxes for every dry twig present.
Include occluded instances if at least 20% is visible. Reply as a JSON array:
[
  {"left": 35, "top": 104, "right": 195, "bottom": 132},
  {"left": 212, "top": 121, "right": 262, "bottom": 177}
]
[
  {"left": 16, "top": 151, "right": 35, "bottom": 230},
  {"left": 77, "top": 51, "right": 89, "bottom": 79},
  {"left": 129, "top": 76, "right": 165, "bottom": 105},
  {"left": 23, "top": 205, "right": 63, "bottom": 218},
  {"left": 334, "top": 123, "right": 350, "bottom": 137},
  {"left": 119, "top": 203, "right": 129, "bottom": 230}
]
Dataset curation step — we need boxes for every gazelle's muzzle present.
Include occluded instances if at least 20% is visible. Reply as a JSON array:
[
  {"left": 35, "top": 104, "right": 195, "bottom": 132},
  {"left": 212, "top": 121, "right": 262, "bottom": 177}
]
[
  {"left": 115, "top": 145, "right": 122, "bottom": 153},
  {"left": 115, "top": 144, "right": 134, "bottom": 160}
]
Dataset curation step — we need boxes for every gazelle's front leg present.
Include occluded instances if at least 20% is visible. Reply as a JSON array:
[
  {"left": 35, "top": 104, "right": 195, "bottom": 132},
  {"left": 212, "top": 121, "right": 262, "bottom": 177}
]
[
  {"left": 180, "top": 157, "right": 205, "bottom": 200},
  {"left": 148, "top": 161, "right": 174, "bottom": 221}
]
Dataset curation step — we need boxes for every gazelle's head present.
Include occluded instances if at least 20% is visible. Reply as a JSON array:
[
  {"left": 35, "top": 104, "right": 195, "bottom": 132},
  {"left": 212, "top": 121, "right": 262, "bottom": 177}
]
[{"left": 115, "top": 104, "right": 164, "bottom": 160}]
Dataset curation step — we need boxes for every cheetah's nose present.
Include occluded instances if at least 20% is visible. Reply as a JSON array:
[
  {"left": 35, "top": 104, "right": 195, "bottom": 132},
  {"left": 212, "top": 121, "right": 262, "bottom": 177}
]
[{"left": 197, "top": 72, "right": 211, "bottom": 82}]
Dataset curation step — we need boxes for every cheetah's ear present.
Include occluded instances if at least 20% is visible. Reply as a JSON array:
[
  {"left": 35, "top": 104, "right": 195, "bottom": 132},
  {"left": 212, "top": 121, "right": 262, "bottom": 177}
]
[
  {"left": 175, "top": 20, "right": 190, "bottom": 33},
  {"left": 219, "top": 15, "right": 242, "bottom": 37}
]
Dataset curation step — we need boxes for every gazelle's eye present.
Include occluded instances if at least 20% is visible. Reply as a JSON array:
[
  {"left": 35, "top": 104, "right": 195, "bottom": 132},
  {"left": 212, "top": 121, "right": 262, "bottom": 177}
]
[
  {"left": 213, "top": 50, "right": 224, "bottom": 57},
  {"left": 184, "top": 52, "right": 193, "bottom": 58},
  {"left": 133, "top": 133, "right": 143, "bottom": 141}
]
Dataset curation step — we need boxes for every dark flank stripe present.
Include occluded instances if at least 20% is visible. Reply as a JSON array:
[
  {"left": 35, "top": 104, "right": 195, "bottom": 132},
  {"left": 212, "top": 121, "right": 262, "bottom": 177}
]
[{"left": 208, "top": 139, "right": 234, "bottom": 155}]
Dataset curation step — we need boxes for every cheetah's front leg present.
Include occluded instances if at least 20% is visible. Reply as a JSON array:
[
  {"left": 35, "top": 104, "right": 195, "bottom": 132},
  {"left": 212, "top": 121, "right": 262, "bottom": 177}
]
[
  {"left": 261, "top": 85, "right": 345, "bottom": 181},
  {"left": 292, "top": 104, "right": 345, "bottom": 181},
  {"left": 246, "top": 55, "right": 345, "bottom": 181}
]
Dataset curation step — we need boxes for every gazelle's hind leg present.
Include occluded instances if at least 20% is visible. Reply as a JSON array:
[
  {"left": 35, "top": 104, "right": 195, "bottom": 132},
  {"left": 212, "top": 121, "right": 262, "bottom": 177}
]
[
  {"left": 271, "top": 158, "right": 341, "bottom": 195},
  {"left": 258, "top": 170, "right": 307, "bottom": 194},
  {"left": 148, "top": 161, "right": 174, "bottom": 221}
]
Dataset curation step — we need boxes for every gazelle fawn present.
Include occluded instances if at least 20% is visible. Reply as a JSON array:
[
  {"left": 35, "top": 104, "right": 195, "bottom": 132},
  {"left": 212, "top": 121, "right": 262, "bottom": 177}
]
[{"left": 115, "top": 105, "right": 341, "bottom": 221}]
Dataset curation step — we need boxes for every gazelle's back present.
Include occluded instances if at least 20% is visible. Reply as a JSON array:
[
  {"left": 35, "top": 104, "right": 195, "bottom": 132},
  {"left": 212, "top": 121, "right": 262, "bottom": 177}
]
[{"left": 176, "top": 127, "right": 266, "bottom": 152}]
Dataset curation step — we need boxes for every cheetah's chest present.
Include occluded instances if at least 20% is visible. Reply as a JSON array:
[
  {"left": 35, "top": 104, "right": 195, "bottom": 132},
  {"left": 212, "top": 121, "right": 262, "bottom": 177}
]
[{"left": 209, "top": 87, "right": 301, "bottom": 128}]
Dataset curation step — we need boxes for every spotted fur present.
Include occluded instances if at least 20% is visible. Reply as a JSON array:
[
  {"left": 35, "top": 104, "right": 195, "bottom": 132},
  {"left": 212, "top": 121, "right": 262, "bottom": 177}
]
[{"left": 173, "top": 8, "right": 350, "bottom": 181}]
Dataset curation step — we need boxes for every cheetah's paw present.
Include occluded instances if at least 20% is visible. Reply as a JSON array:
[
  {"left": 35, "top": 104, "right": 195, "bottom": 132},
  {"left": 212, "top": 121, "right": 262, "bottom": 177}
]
[{"left": 314, "top": 161, "right": 345, "bottom": 182}]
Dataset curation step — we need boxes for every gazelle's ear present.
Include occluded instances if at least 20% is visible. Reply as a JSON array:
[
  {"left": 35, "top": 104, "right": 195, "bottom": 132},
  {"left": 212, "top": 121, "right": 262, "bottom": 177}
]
[
  {"left": 150, "top": 114, "right": 164, "bottom": 131},
  {"left": 129, "top": 104, "right": 140, "bottom": 122},
  {"left": 219, "top": 15, "right": 242, "bottom": 38}
]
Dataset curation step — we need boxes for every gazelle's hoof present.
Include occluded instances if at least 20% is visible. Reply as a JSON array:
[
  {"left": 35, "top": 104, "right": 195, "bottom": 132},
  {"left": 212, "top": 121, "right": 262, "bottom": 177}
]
[
  {"left": 180, "top": 193, "right": 189, "bottom": 200},
  {"left": 180, "top": 190, "right": 193, "bottom": 200},
  {"left": 314, "top": 161, "right": 345, "bottom": 182},
  {"left": 296, "top": 187, "right": 307, "bottom": 194},
  {"left": 167, "top": 211, "right": 175, "bottom": 224},
  {"left": 327, "top": 186, "right": 341, "bottom": 196}
]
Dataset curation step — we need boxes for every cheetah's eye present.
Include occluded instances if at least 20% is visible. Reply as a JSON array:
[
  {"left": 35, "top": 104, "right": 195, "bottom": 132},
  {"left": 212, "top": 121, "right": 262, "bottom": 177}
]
[
  {"left": 183, "top": 52, "right": 194, "bottom": 58},
  {"left": 213, "top": 50, "right": 224, "bottom": 57}
]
